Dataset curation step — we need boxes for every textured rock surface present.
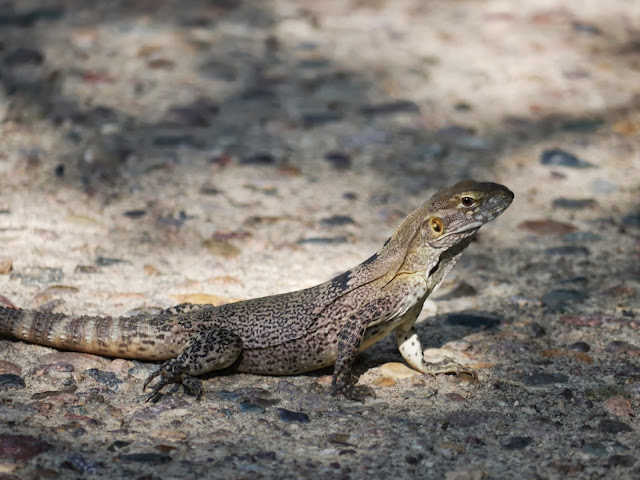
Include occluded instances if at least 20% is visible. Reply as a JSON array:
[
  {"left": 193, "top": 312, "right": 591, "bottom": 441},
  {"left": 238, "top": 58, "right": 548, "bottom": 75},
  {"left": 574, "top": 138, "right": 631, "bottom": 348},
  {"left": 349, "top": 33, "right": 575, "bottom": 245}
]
[{"left": 0, "top": 0, "right": 638, "bottom": 478}]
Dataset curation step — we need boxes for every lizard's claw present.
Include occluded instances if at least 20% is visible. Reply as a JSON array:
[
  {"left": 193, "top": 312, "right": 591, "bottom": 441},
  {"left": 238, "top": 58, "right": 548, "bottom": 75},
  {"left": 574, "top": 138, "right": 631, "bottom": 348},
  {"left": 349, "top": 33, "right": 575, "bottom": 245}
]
[{"left": 143, "top": 360, "right": 203, "bottom": 402}]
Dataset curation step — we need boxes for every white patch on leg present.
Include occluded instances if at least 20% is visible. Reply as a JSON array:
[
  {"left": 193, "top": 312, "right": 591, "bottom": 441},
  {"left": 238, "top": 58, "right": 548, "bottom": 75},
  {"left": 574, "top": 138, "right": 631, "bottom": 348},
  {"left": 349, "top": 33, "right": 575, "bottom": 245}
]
[{"left": 396, "top": 326, "right": 426, "bottom": 372}]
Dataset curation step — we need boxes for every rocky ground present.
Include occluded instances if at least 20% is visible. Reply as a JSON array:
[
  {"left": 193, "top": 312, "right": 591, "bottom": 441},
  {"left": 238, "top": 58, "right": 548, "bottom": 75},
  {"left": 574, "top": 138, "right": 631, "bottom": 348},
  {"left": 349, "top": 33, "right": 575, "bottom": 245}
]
[{"left": 0, "top": 0, "right": 639, "bottom": 478}]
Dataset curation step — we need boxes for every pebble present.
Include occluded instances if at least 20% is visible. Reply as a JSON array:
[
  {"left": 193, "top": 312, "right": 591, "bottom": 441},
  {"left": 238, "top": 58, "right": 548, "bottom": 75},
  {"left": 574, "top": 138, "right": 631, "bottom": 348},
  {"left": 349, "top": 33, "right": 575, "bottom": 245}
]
[
  {"left": 239, "top": 401, "right": 266, "bottom": 413},
  {"left": 591, "top": 179, "right": 617, "bottom": 194},
  {"left": 152, "top": 135, "right": 203, "bottom": 149},
  {"left": 120, "top": 453, "right": 171, "bottom": 463},
  {"left": 567, "top": 341, "right": 590, "bottom": 352},
  {"left": 10, "top": 267, "right": 63, "bottom": 285},
  {"left": 0, "top": 374, "right": 26, "bottom": 390},
  {"left": 518, "top": 220, "right": 577, "bottom": 235},
  {"left": 320, "top": 215, "right": 355, "bottom": 227},
  {"left": 0, "top": 6, "right": 65, "bottom": 27},
  {"left": 0, "top": 257, "right": 12, "bottom": 274},
  {"left": 359, "top": 100, "right": 419, "bottom": 117},
  {"left": 199, "top": 59, "right": 238, "bottom": 81},
  {"left": 622, "top": 213, "right": 640, "bottom": 228},
  {"left": 62, "top": 453, "right": 101, "bottom": 474},
  {"left": 203, "top": 239, "right": 241, "bottom": 258},
  {"left": 444, "top": 313, "right": 500, "bottom": 329},
  {"left": 541, "top": 289, "right": 587, "bottom": 309},
  {"left": 240, "top": 153, "right": 275, "bottom": 165},
  {"left": 540, "top": 148, "right": 594, "bottom": 168},
  {"left": 436, "top": 281, "right": 477, "bottom": 300},
  {"left": 297, "top": 236, "right": 348, "bottom": 245},
  {"left": 605, "top": 341, "right": 639, "bottom": 354},
  {"left": 520, "top": 373, "right": 568, "bottom": 386},
  {"left": 277, "top": 408, "right": 310, "bottom": 424},
  {"left": 0, "top": 360, "right": 21, "bottom": 375},
  {"left": 85, "top": 369, "right": 122, "bottom": 388},
  {"left": 39, "top": 352, "right": 110, "bottom": 371},
  {"left": 562, "top": 231, "right": 602, "bottom": 243},
  {"left": 324, "top": 152, "right": 351, "bottom": 170},
  {"left": 302, "top": 112, "right": 343, "bottom": 128},
  {"left": 95, "top": 257, "right": 129, "bottom": 267},
  {"left": 0, "top": 434, "right": 52, "bottom": 461},
  {"left": 597, "top": 420, "right": 633, "bottom": 434},
  {"left": 123, "top": 209, "right": 147, "bottom": 219},
  {"left": 4, "top": 47, "right": 45, "bottom": 66},
  {"left": 502, "top": 436, "right": 533, "bottom": 450},
  {"left": 608, "top": 455, "right": 635, "bottom": 468},
  {"left": 552, "top": 198, "right": 597, "bottom": 210},
  {"left": 545, "top": 245, "right": 590, "bottom": 256},
  {"left": 603, "top": 396, "right": 633, "bottom": 419},
  {"left": 378, "top": 363, "right": 420, "bottom": 379},
  {"left": 529, "top": 322, "right": 546, "bottom": 337},
  {"left": 165, "top": 98, "right": 219, "bottom": 127}
]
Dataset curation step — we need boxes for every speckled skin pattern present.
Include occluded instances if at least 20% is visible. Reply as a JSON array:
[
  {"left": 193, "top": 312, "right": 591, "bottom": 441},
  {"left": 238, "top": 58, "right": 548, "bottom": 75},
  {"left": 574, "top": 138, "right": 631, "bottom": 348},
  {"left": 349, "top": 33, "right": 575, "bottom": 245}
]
[{"left": 0, "top": 180, "right": 513, "bottom": 401}]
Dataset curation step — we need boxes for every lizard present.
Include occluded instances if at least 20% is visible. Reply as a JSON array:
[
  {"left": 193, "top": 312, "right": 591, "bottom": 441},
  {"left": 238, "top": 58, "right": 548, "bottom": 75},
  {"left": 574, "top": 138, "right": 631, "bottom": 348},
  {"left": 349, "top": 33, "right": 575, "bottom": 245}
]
[{"left": 0, "top": 179, "right": 513, "bottom": 402}]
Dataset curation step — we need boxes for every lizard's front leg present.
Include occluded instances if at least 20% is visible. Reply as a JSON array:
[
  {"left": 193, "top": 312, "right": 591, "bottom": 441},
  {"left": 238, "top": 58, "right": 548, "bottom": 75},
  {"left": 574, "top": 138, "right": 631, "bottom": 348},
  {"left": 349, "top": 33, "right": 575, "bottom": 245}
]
[
  {"left": 144, "top": 328, "right": 242, "bottom": 401},
  {"left": 396, "top": 320, "right": 474, "bottom": 377}
]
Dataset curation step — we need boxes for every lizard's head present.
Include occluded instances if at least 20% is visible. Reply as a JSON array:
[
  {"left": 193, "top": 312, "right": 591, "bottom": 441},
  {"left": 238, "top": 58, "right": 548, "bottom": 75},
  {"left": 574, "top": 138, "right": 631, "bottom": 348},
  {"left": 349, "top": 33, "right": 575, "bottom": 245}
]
[{"left": 420, "top": 180, "right": 514, "bottom": 249}]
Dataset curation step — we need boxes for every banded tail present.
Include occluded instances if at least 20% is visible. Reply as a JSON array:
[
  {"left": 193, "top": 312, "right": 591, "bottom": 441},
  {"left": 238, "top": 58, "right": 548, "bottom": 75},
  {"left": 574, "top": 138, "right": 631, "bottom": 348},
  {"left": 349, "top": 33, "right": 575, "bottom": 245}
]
[{"left": 0, "top": 306, "right": 179, "bottom": 361}]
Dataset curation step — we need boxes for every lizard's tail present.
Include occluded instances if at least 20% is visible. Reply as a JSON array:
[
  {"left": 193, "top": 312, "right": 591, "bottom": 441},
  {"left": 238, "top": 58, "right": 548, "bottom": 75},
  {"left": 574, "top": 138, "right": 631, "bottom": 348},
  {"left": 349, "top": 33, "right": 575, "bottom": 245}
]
[{"left": 0, "top": 306, "right": 175, "bottom": 360}]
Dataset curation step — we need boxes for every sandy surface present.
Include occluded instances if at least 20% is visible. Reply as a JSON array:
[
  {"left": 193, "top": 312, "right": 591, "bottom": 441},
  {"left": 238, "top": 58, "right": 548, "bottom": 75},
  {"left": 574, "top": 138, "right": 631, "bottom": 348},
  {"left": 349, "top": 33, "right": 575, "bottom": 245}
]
[{"left": 0, "top": 0, "right": 639, "bottom": 478}]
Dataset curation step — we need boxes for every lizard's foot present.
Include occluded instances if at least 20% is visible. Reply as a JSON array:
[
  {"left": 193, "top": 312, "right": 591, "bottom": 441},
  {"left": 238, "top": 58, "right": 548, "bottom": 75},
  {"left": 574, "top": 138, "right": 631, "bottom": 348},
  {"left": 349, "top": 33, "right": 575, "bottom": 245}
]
[
  {"left": 421, "top": 360, "right": 476, "bottom": 379},
  {"left": 143, "top": 360, "right": 203, "bottom": 402},
  {"left": 331, "top": 374, "right": 376, "bottom": 403}
]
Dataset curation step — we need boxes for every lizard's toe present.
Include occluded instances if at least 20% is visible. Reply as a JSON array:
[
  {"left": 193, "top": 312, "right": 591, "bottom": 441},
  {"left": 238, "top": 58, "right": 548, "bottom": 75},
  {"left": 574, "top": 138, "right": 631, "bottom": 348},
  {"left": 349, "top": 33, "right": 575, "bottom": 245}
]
[{"left": 331, "top": 375, "right": 376, "bottom": 403}]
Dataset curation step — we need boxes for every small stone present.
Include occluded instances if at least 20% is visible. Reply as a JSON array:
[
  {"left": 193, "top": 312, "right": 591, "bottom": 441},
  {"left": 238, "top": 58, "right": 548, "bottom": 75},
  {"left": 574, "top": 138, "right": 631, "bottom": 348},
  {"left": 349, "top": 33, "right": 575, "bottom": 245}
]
[
  {"left": 378, "top": 363, "right": 420, "bottom": 379},
  {"left": 239, "top": 401, "right": 265, "bottom": 413},
  {"left": 359, "top": 100, "right": 419, "bottom": 117},
  {"left": 552, "top": 198, "right": 597, "bottom": 210},
  {"left": 373, "top": 377, "right": 396, "bottom": 387},
  {"left": 277, "top": 408, "right": 310, "bottom": 424},
  {"left": 605, "top": 341, "right": 639, "bottom": 354},
  {"left": 591, "top": 179, "right": 617, "bottom": 194},
  {"left": 0, "top": 258, "right": 12, "bottom": 274},
  {"left": 445, "top": 314, "right": 500, "bottom": 329},
  {"left": 203, "top": 239, "right": 241, "bottom": 258},
  {"left": 10, "top": 267, "right": 63, "bottom": 285},
  {"left": 540, "top": 149, "right": 594, "bottom": 168},
  {"left": 446, "top": 393, "right": 466, "bottom": 403},
  {"left": 562, "top": 231, "right": 602, "bottom": 243},
  {"left": 539, "top": 349, "right": 593, "bottom": 364},
  {"left": 123, "top": 210, "right": 147, "bottom": 219},
  {"left": 320, "top": 215, "right": 355, "bottom": 227},
  {"left": 95, "top": 257, "right": 129, "bottom": 267},
  {"left": 597, "top": 420, "right": 633, "bottom": 434},
  {"left": 545, "top": 246, "right": 590, "bottom": 256},
  {"left": 62, "top": 453, "right": 102, "bottom": 474},
  {"left": 608, "top": 455, "right": 635, "bottom": 468},
  {"left": 521, "top": 373, "right": 568, "bottom": 386},
  {"left": 4, "top": 47, "right": 44, "bottom": 66},
  {"left": 120, "top": 453, "right": 171, "bottom": 463},
  {"left": 0, "top": 360, "right": 21, "bottom": 376},
  {"left": 199, "top": 59, "right": 238, "bottom": 81},
  {"left": 297, "top": 236, "right": 348, "bottom": 245},
  {"left": 0, "top": 435, "right": 52, "bottom": 461},
  {"left": 542, "top": 289, "right": 587, "bottom": 309},
  {"left": 75, "top": 265, "right": 100, "bottom": 274},
  {"left": 436, "top": 281, "right": 477, "bottom": 300},
  {"left": 0, "top": 374, "right": 26, "bottom": 390},
  {"left": 567, "top": 341, "right": 590, "bottom": 352},
  {"left": 603, "top": 396, "right": 633, "bottom": 419},
  {"left": 166, "top": 98, "right": 219, "bottom": 127},
  {"left": 529, "top": 322, "right": 546, "bottom": 337},
  {"left": 153, "top": 135, "right": 203, "bottom": 149},
  {"left": 302, "top": 112, "right": 343, "bottom": 128},
  {"left": 502, "top": 436, "right": 533, "bottom": 450},
  {"left": 518, "top": 220, "right": 577, "bottom": 235},
  {"left": 324, "top": 152, "right": 351, "bottom": 170},
  {"left": 39, "top": 352, "right": 109, "bottom": 371},
  {"left": 240, "top": 153, "right": 275, "bottom": 165},
  {"left": 435, "top": 125, "right": 475, "bottom": 140},
  {"left": 622, "top": 214, "right": 640, "bottom": 228},
  {"left": 86, "top": 369, "right": 122, "bottom": 388}
]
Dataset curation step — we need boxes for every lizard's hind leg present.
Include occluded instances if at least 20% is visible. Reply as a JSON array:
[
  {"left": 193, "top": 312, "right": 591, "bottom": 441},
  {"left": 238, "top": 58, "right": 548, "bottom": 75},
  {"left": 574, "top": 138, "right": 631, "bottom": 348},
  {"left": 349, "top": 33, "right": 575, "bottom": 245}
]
[{"left": 143, "top": 328, "right": 242, "bottom": 401}]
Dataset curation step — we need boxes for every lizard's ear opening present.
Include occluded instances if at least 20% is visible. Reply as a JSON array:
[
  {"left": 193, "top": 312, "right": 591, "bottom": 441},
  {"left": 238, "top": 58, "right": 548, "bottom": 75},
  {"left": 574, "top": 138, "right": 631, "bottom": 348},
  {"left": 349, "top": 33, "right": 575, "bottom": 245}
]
[{"left": 426, "top": 217, "right": 444, "bottom": 236}]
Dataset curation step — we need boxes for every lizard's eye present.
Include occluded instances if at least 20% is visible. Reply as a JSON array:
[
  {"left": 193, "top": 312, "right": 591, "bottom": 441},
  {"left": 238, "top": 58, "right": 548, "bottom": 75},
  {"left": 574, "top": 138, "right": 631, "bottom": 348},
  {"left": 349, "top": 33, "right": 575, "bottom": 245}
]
[
  {"left": 429, "top": 217, "right": 444, "bottom": 235},
  {"left": 461, "top": 196, "right": 475, "bottom": 207}
]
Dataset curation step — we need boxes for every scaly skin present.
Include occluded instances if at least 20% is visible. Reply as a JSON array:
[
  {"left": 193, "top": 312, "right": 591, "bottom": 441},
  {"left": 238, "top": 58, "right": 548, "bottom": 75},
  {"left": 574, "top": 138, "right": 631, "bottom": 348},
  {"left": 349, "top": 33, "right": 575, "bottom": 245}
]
[{"left": 0, "top": 180, "right": 513, "bottom": 401}]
